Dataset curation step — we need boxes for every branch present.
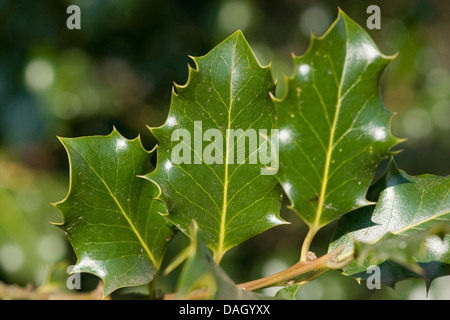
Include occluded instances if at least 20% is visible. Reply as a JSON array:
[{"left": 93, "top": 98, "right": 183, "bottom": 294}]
[
  {"left": 237, "top": 246, "right": 352, "bottom": 291},
  {"left": 0, "top": 281, "right": 107, "bottom": 300},
  {"left": 162, "top": 247, "right": 353, "bottom": 299}
]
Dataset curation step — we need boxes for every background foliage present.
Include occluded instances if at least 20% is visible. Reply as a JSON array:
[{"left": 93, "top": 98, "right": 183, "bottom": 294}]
[{"left": 0, "top": 0, "right": 449, "bottom": 299}]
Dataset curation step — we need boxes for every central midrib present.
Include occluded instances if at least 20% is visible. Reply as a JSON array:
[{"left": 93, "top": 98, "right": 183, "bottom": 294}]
[
  {"left": 313, "top": 90, "right": 341, "bottom": 229},
  {"left": 217, "top": 35, "right": 239, "bottom": 262},
  {"left": 313, "top": 34, "right": 349, "bottom": 231}
]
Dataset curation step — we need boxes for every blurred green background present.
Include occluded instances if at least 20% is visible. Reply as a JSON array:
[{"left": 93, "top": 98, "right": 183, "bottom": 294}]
[{"left": 0, "top": 0, "right": 449, "bottom": 299}]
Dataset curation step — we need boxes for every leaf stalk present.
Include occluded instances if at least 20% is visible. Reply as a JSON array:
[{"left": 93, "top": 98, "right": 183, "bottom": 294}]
[{"left": 300, "top": 226, "right": 319, "bottom": 261}]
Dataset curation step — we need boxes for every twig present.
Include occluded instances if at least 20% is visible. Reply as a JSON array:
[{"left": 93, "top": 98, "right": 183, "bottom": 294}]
[
  {"left": 0, "top": 281, "right": 107, "bottom": 300},
  {"left": 237, "top": 246, "right": 352, "bottom": 291}
]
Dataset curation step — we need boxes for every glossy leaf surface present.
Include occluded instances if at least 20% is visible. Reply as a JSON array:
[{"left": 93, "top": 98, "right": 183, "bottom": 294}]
[
  {"left": 145, "top": 31, "right": 285, "bottom": 262},
  {"left": 275, "top": 10, "right": 401, "bottom": 231},
  {"left": 55, "top": 129, "right": 174, "bottom": 295},
  {"left": 330, "top": 160, "right": 450, "bottom": 286}
]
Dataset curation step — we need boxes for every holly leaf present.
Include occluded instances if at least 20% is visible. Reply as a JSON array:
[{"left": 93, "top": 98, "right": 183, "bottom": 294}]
[
  {"left": 275, "top": 283, "right": 301, "bottom": 300},
  {"left": 352, "top": 223, "right": 450, "bottom": 275},
  {"left": 171, "top": 222, "right": 275, "bottom": 300},
  {"left": 54, "top": 129, "right": 175, "bottom": 296},
  {"left": 274, "top": 10, "right": 401, "bottom": 240},
  {"left": 330, "top": 160, "right": 450, "bottom": 287},
  {"left": 144, "top": 30, "right": 285, "bottom": 263}
]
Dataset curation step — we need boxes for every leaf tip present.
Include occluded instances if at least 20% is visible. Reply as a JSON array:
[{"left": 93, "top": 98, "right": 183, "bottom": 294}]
[
  {"left": 231, "top": 29, "right": 245, "bottom": 41},
  {"left": 385, "top": 51, "right": 400, "bottom": 61},
  {"left": 396, "top": 136, "right": 408, "bottom": 144},
  {"left": 56, "top": 135, "right": 69, "bottom": 146},
  {"left": 49, "top": 219, "right": 64, "bottom": 227},
  {"left": 146, "top": 123, "right": 162, "bottom": 137},
  {"left": 269, "top": 90, "right": 282, "bottom": 103},
  {"left": 187, "top": 55, "right": 200, "bottom": 71},
  {"left": 140, "top": 174, "right": 163, "bottom": 200},
  {"left": 158, "top": 210, "right": 169, "bottom": 217},
  {"left": 290, "top": 51, "right": 296, "bottom": 61}
]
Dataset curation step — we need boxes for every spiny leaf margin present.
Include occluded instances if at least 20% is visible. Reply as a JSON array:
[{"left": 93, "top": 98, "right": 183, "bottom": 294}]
[
  {"left": 274, "top": 10, "right": 402, "bottom": 236},
  {"left": 54, "top": 128, "right": 174, "bottom": 296},
  {"left": 144, "top": 30, "right": 286, "bottom": 263}
]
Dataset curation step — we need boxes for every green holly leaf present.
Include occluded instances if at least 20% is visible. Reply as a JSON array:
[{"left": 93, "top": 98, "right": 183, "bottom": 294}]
[
  {"left": 274, "top": 10, "right": 401, "bottom": 252},
  {"left": 144, "top": 30, "right": 286, "bottom": 263},
  {"left": 330, "top": 160, "right": 450, "bottom": 287},
  {"left": 275, "top": 283, "right": 301, "bottom": 300},
  {"left": 54, "top": 129, "right": 175, "bottom": 296},
  {"left": 352, "top": 223, "right": 450, "bottom": 275}
]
